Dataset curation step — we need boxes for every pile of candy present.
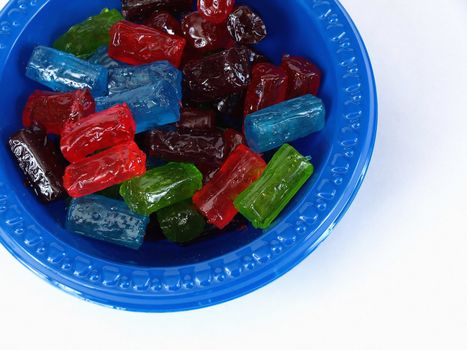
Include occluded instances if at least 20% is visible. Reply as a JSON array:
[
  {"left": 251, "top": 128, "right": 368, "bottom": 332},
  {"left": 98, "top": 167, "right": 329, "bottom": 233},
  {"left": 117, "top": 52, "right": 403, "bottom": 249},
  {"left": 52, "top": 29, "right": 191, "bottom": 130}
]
[{"left": 8, "top": 1, "right": 326, "bottom": 249}]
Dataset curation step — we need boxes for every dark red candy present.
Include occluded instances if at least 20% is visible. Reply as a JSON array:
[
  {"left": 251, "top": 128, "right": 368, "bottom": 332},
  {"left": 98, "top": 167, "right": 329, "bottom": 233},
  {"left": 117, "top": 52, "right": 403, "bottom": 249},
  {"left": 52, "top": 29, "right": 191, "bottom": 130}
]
[
  {"left": 22, "top": 89, "right": 95, "bottom": 135},
  {"left": 244, "top": 63, "right": 288, "bottom": 116},
  {"left": 197, "top": 0, "right": 235, "bottom": 24},
  {"left": 223, "top": 128, "right": 245, "bottom": 155},
  {"left": 108, "top": 20, "right": 186, "bottom": 67},
  {"left": 60, "top": 104, "right": 136, "bottom": 163},
  {"left": 63, "top": 141, "right": 146, "bottom": 198},
  {"left": 145, "top": 128, "right": 225, "bottom": 165},
  {"left": 122, "top": 0, "right": 193, "bottom": 21},
  {"left": 9, "top": 126, "right": 65, "bottom": 202},
  {"left": 183, "top": 46, "right": 251, "bottom": 102},
  {"left": 193, "top": 144, "right": 266, "bottom": 229},
  {"left": 227, "top": 6, "right": 267, "bottom": 44},
  {"left": 182, "top": 12, "right": 232, "bottom": 53},
  {"left": 177, "top": 107, "right": 216, "bottom": 130},
  {"left": 281, "top": 55, "right": 322, "bottom": 98},
  {"left": 144, "top": 11, "right": 183, "bottom": 37}
]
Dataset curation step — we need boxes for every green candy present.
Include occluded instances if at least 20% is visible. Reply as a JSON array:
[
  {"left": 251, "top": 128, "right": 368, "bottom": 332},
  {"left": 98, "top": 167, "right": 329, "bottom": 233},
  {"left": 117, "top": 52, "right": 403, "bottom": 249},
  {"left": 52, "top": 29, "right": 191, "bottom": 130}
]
[
  {"left": 157, "top": 200, "right": 206, "bottom": 243},
  {"left": 234, "top": 144, "right": 314, "bottom": 229},
  {"left": 120, "top": 163, "right": 203, "bottom": 216},
  {"left": 53, "top": 8, "right": 123, "bottom": 59}
]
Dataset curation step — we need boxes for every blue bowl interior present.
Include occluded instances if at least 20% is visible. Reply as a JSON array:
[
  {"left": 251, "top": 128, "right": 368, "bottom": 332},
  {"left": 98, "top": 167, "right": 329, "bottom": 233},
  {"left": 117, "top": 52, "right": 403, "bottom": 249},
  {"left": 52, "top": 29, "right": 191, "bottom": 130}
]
[{"left": 0, "top": 0, "right": 337, "bottom": 267}]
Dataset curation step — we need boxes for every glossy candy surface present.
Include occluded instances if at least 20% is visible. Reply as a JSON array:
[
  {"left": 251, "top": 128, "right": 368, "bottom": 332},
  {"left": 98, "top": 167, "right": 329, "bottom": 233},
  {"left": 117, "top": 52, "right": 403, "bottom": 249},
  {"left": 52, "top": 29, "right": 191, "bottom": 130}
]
[
  {"left": 227, "top": 6, "right": 267, "bottom": 44},
  {"left": 87, "top": 45, "right": 128, "bottom": 69},
  {"left": 26, "top": 46, "right": 108, "bottom": 96},
  {"left": 144, "top": 11, "right": 183, "bottom": 36},
  {"left": 183, "top": 46, "right": 251, "bottom": 102},
  {"left": 193, "top": 144, "right": 265, "bottom": 228},
  {"left": 243, "top": 63, "right": 288, "bottom": 116},
  {"left": 107, "top": 60, "right": 182, "bottom": 98},
  {"left": 22, "top": 89, "right": 95, "bottom": 135},
  {"left": 244, "top": 94, "right": 326, "bottom": 153},
  {"left": 145, "top": 128, "right": 225, "bottom": 166},
  {"left": 182, "top": 12, "right": 232, "bottom": 53},
  {"left": 177, "top": 107, "right": 216, "bottom": 130},
  {"left": 157, "top": 200, "right": 206, "bottom": 243},
  {"left": 120, "top": 162, "right": 203, "bottom": 216},
  {"left": 108, "top": 20, "right": 186, "bottom": 67},
  {"left": 63, "top": 141, "right": 146, "bottom": 198},
  {"left": 234, "top": 144, "right": 314, "bottom": 229},
  {"left": 60, "top": 104, "right": 136, "bottom": 163},
  {"left": 122, "top": 0, "right": 193, "bottom": 21},
  {"left": 216, "top": 91, "right": 246, "bottom": 120},
  {"left": 281, "top": 55, "right": 322, "bottom": 98},
  {"left": 197, "top": 0, "right": 235, "bottom": 24},
  {"left": 95, "top": 80, "right": 180, "bottom": 133},
  {"left": 8, "top": 127, "right": 65, "bottom": 202},
  {"left": 53, "top": 8, "right": 123, "bottom": 59},
  {"left": 66, "top": 195, "right": 149, "bottom": 250}
]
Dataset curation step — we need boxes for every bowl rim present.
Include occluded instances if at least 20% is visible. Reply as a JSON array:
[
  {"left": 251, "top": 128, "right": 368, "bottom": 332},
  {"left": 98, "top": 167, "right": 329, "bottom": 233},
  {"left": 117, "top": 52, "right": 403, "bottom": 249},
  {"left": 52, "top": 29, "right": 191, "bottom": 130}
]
[{"left": 0, "top": 0, "right": 377, "bottom": 312}]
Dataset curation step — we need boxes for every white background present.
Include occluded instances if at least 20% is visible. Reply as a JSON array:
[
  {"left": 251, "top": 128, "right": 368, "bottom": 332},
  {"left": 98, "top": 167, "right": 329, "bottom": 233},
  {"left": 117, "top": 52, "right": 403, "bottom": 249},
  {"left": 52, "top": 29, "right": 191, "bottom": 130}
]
[{"left": 1, "top": 0, "right": 466, "bottom": 349}]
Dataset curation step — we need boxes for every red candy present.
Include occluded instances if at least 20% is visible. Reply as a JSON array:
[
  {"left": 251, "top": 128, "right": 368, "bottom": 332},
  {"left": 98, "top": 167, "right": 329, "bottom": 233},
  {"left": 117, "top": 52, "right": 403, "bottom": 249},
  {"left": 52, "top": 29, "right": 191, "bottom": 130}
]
[
  {"left": 22, "top": 89, "right": 95, "bottom": 134},
  {"left": 177, "top": 107, "right": 216, "bottom": 130},
  {"left": 223, "top": 128, "right": 245, "bottom": 155},
  {"left": 63, "top": 141, "right": 146, "bottom": 198},
  {"left": 60, "top": 104, "right": 136, "bottom": 163},
  {"left": 197, "top": 0, "right": 235, "bottom": 24},
  {"left": 193, "top": 144, "right": 266, "bottom": 229},
  {"left": 281, "top": 55, "right": 322, "bottom": 98},
  {"left": 243, "top": 63, "right": 288, "bottom": 116},
  {"left": 182, "top": 12, "right": 233, "bottom": 53},
  {"left": 144, "top": 11, "right": 183, "bottom": 37},
  {"left": 108, "top": 20, "right": 186, "bottom": 67}
]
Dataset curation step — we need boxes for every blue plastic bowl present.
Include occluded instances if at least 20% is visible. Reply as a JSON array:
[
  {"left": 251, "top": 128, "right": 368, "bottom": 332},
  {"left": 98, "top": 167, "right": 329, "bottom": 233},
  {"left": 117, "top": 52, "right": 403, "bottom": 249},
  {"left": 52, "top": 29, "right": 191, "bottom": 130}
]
[{"left": 0, "top": 0, "right": 377, "bottom": 312}]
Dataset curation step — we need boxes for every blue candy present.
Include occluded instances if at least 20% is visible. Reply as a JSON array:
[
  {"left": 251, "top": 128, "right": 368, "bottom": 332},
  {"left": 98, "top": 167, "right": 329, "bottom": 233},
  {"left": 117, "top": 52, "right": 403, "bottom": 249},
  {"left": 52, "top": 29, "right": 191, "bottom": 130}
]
[
  {"left": 108, "top": 61, "right": 182, "bottom": 98},
  {"left": 66, "top": 195, "right": 149, "bottom": 250},
  {"left": 95, "top": 81, "right": 180, "bottom": 133},
  {"left": 26, "top": 46, "right": 108, "bottom": 96},
  {"left": 244, "top": 94, "right": 326, "bottom": 153},
  {"left": 88, "top": 45, "right": 128, "bottom": 69}
]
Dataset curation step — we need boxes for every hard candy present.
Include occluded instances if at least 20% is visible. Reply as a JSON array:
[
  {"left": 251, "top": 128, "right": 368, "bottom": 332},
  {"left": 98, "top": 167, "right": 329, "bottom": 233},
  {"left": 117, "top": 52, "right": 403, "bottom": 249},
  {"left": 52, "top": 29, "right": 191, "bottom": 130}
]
[
  {"left": 244, "top": 94, "right": 326, "bottom": 153},
  {"left": 234, "top": 144, "right": 314, "bottom": 229},
  {"left": 88, "top": 45, "right": 127, "bottom": 69},
  {"left": 197, "top": 0, "right": 235, "bottom": 24},
  {"left": 66, "top": 195, "right": 149, "bottom": 250},
  {"left": 281, "top": 55, "right": 322, "bottom": 98},
  {"left": 227, "top": 6, "right": 267, "bottom": 44},
  {"left": 26, "top": 46, "right": 108, "bottom": 96},
  {"left": 122, "top": 0, "right": 193, "bottom": 21},
  {"left": 120, "top": 162, "right": 203, "bottom": 216}
]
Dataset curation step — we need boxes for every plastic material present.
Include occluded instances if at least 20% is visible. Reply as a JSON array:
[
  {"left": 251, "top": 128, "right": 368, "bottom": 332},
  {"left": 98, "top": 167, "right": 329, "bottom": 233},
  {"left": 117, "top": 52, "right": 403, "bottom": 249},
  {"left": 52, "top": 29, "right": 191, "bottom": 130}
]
[{"left": 0, "top": 0, "right": 377, "bottom": 312}]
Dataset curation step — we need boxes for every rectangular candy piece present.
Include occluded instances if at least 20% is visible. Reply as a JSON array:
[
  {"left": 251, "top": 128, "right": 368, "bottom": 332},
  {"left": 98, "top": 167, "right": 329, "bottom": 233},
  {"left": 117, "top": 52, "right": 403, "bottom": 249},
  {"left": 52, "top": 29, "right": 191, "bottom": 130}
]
[
  {"left": 66, "top": 195, "right": 149, "bottom": 250},
  {"left": 95, "top": 81, "right": 179, "bottom": 134},
  {"left": 120, "top": 162, "right": 203, "bottom": 216},
  {"left": 26, "top": 46, "right": 108, "bottom": 96},
  {"left": 122, "top": 0, "right": 193, "bottom": 21},
  {"left": 156, "top": 200, "right": 206, "bottom": 243},
  {"left": 243, "top": 63, "right": 288, "bottom": 116},
  {"left": 63, "top": 141, "right": 146, "bottom": 198},
  {"left": 244, "top": 94, "right": 326, "bottom": 153},
  {"left": 145, "top": 128, "right": 225, "bottom": 165},
  {"left": 234, "top": 144, "right": 314, "bottom": 229},
  {"left": 108, "top": 61, "right": 182, "bottom": 98},
  {"left": 8, "top": 127, "right": 65, "bottom": 202},
  {"left": 108, "top": 20, "right": 186, "bottom": 67},
  {"left": 53, "top": 8, "right": 123, "bottom": 59},
  {"left": 183, "top": 47, "right": 251, "bottom": 102},
  {"left": 60, "top": 104, "right": 136, "bottom": 163},
  {"left": 22, "top": 89, "right": 95, "bottom": 135},
  {"left": 193, "top": 145, "right": 266, "bottom": 229},
  {"left": 88, "top": 45, "right": 128, "bottom": 69}
]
